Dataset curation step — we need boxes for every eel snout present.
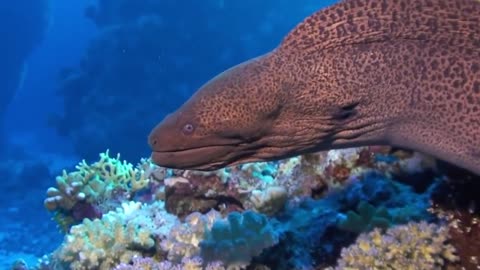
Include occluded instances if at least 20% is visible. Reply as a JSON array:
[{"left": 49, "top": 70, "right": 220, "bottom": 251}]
[{"left": 148, "top": 112, "right": 242, "bottom": 170}]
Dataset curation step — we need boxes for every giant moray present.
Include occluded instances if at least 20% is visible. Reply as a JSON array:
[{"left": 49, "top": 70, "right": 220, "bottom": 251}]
[{"left": 149, "top": 0, "right": 480, "bottom": 174}]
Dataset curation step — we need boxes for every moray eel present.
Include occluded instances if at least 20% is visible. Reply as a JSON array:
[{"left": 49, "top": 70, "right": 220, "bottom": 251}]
[{"left": 149, "top": 0, "right": 480, "bottom": 174}]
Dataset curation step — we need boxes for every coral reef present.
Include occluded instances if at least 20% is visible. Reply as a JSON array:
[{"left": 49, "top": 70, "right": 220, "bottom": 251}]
[
  {"left": 160, "top": 210, "right": 221, "bottom": 262},
  {"left": 163, "top": 161, "right": 289, "bottom": 218},
  {"left": 337, "top": 201, "right": 392, "bottom": 233},
  {"left": 200, "top": 210, "right": 279, "bottom": 267},
  {"left": 254, "top": 170, "right": 435, "bottom": 270},
  {"left": 29, "top": 146, "right": 479, "bottom": 269},
  {"left": 114, "top": 256, "right": 225, "bottom": 270},
  {"left": 163, "top": 172, "right": 244, "bottom": 218},
  {"left": 429, "top": 167, "right": 480, "bottom": 269},
  {"left": 44, "top": 151, "right": 155, "bottom": 230},
  {"left": 54, "top": 201, "right": 176, "bottom": 270},
  {"left": 249, "top": 186, "right": 288, "bottom": 216},
  {"left": 332, "top": 221, "right": 458, "bottom": 269},
  {"left": 443, "top": 210, "right": 480, "bottom": 270}
]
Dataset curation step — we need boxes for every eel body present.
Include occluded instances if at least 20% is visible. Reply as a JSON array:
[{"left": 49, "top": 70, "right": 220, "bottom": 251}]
[{"left": 148, "top": 0, "right": 480, "bottom": 174}]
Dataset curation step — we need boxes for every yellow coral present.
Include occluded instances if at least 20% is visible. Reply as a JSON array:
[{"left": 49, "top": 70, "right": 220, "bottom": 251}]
[
  {"left": 76, "top": 150, "right": 150, "bottom": 192},
  {"left": 332, "top": 221, "right": 459, "bottom": 270},
  {"left": 55, "top": 202, "right": 160, "bottom": 270},
  {"left": 44, "top": 150, "right": 151, "bottom": 217}
]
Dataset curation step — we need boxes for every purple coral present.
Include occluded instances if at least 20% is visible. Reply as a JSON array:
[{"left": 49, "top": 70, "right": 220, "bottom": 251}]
[{"left": 114, "top": 256, "right": 224, "bottom": 270}]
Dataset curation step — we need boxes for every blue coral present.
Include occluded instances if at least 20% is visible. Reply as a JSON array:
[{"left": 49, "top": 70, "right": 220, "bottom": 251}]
[{"left": 200, "top": 210, "right": 279, "bottom": 268}]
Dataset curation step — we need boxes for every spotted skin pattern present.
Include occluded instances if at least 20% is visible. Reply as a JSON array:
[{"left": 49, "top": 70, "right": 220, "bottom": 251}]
[{"left": 149, "top": 0, "right": 480, "bottom": 174}]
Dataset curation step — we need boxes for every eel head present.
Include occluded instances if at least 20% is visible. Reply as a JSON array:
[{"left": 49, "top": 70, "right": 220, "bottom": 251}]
[
  {"left": 148, "top": 55, "right": 286, "bottom": 170},
  {"left": 149, "top": 52, "right": 355, "bottom": 170}
]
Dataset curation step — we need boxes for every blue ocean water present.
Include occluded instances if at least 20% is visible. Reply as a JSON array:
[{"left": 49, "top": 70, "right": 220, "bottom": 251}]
[{"left": 0, "top": 0, "right": 335, "bottom": 267}]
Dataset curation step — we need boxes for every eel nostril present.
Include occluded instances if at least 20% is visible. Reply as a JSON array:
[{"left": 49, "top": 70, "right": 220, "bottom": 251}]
[{"left": 149, "top": 136, "right": 157, "bottom": 147}]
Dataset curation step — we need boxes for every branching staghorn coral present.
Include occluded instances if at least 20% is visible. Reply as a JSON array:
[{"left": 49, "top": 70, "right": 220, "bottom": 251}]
[
  {"left": 332, "top": 221, "right": 459, "bottom": 270},
  {"left": 44, "top": 150, "right": 153, "bottom": 230}
]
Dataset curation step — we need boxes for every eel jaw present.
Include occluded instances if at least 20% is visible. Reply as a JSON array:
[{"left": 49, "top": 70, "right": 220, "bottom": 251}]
[{"left": 151, "top": 145, "right": 237, "bottom": 171}]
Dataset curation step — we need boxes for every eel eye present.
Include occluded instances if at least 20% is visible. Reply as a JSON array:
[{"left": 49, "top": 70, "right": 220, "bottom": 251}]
[{"left": 182, "top": 123, "right": 195, "bottom": 135}]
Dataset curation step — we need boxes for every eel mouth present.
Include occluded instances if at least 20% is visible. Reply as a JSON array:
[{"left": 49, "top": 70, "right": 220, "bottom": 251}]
[{"left": 151, "top": 144, "right": 237, "bottom": 171}]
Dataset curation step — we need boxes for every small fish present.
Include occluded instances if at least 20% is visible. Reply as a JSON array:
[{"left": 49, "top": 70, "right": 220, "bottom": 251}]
[{"left": 149, "top": 0, "right": 480, "bottom": 174}]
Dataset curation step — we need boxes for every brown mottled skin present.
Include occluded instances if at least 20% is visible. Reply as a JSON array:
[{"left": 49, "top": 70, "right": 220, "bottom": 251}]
[{"left": 148, "top": 0, "right": 480, "bottom": 174}]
